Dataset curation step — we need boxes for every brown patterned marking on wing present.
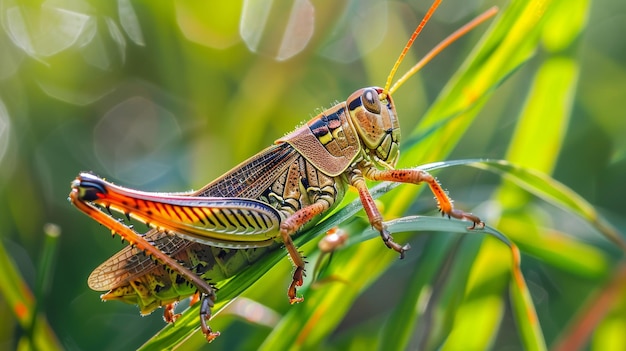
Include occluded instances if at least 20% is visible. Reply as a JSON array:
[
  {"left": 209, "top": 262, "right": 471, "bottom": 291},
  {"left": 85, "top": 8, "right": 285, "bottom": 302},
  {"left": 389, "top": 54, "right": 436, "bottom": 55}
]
[
  {"left": 88, "top": 230, "right": 193, "bottom": 291},
  {"left": 197, "top": 143, "right": 299, "bottom": 199}
]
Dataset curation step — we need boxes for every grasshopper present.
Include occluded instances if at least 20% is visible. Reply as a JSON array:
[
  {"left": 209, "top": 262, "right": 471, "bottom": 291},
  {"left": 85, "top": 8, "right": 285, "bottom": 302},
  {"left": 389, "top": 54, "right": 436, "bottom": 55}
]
[{"left": 69, "top": 0, "right": 495, "bottom": 342}]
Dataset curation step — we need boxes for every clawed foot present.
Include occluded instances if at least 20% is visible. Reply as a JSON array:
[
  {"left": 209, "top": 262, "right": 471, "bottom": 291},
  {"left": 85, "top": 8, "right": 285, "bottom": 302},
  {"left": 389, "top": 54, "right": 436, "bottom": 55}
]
[
  {"left": 288, "top": 266, "right": 305, "bottom": 304},
  {"left": 199, "top": 293, "right": 220, "bottom": 342},
  {"left": 204, "top": 331, "right": 221, "bottom": 343},
  {"left": 380, "top": 227, "right": 411, "bottom": 259},
  {"left": 441, "top": 208, "right": 484, "bottom": 230}
]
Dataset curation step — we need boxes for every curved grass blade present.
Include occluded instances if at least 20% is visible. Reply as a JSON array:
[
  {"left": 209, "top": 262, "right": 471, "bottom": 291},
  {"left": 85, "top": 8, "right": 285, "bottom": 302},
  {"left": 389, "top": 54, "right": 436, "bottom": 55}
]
[{"left": 470, "top": 159, "right": 626, "bottom": 253}]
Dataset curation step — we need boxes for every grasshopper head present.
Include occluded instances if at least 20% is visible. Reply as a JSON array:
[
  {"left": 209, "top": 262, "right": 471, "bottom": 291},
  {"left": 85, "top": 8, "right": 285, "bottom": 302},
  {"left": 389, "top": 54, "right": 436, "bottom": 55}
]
[
  {"left": 347, "top": 87, "right": 400, "bottom": 168},
  {"left": 71, "top": 173, "right": 108, "bottom": 201}
]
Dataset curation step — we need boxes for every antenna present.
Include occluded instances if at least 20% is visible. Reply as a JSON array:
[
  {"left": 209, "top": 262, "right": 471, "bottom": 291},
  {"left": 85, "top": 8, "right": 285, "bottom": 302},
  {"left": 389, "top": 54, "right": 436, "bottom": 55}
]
[
  {"left": 383, "top": 3, "right": 499, "bottom": 96},
  {"left": 383, "top": 0, "right": 442, "bottom": 95}
]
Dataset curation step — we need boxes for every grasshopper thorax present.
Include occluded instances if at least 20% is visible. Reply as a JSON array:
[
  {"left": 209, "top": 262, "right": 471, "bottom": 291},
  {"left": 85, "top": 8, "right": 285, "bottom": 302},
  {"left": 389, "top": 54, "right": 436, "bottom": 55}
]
[{"left": 347, "top": 87, "right": 400, "bottom": 169}]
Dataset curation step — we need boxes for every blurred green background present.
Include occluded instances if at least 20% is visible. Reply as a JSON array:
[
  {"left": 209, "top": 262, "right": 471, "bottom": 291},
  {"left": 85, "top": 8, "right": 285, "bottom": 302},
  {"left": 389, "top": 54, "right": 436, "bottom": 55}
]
[{"left": 1, "top": 0, "right": 625, "bottom": 350}]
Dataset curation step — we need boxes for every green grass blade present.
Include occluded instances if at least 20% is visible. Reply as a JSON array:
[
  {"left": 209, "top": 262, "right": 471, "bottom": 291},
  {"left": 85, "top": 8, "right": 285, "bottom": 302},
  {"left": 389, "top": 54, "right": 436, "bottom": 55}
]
[
  {"left": 471, "top": 159, "right": 626, "bottom": 254},
  {"left": 0, "top": 235, "right": 62, "bottom": 351},
  {"left": 441, "top": 237, "right": 509, "bottom": 350},
  {"left": 503, "top": 58, "right": 577, "bottom": 174},
  {"left": 507, "top": 243, "right": 547, "bottom": 351}
]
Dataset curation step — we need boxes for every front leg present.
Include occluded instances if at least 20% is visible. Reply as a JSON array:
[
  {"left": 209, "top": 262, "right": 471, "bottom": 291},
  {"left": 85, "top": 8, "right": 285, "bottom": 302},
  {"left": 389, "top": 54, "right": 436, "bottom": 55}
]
[
  {"left": 361, "top": 166, "right": 484, "bottom": 228},
  {"left": 349, "top": 170, "right": 411, "bottom": 258}
]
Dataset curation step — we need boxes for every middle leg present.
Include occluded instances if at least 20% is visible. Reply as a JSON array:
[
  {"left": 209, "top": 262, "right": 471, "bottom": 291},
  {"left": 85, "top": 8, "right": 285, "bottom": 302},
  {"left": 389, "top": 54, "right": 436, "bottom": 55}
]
[
  {"left": 279, "top": 201, "right": 330, "bottom": 303},
  {"left": 349, "top": 169, "right": 411, "bottom": 258}
]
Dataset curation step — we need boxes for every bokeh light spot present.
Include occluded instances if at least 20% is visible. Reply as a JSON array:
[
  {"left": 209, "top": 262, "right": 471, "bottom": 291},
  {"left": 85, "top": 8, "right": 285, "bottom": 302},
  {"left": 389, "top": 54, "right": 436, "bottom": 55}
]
[
  {"left": 93, "top": 96, "right": 182, "bottom": 185},
  {"left": 105, "top": 16, "right": 127, "bottom": 64},
  {"left": 240, "top": 0, "right": 314, "bottom": 61},
  {"left": 36, "top": 76, "right": 116, "bottom": 106},
  {"left": 317, "top": 0, "right": 387, "bottom": 63},
  {"left": 3, "top": 0, "right": 93, "bottom": 58},
  {"left": 175, "top": 0, "right": 242, "bottom": 49},
  {"left": 117, "top": 0, "right": 144, "bottom": 46},
  {"left": 0, "top": 98, "right": 11, "bottom": 168},
  {"left": 0, "top": 27, "right": 24, "bottom": 79}
]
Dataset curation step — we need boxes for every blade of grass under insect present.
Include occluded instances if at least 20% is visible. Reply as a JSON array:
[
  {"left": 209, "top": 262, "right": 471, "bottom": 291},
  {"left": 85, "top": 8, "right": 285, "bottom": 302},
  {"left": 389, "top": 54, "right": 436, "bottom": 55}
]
[
  {"left": 0, "top": 238, "right": 62, "bottom": 351},
  {"left": 152, "top": 154, "right": 615, "bottom": 350},
  {"left": 471, "top": 159, "right": 626, "bottom": 254}
]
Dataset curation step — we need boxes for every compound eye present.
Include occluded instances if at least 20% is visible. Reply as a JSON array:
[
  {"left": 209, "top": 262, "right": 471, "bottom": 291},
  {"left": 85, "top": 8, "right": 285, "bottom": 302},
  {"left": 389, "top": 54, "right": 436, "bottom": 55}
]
[{"left": 362, "top": 88, "right": 381, "bottom": 114}]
